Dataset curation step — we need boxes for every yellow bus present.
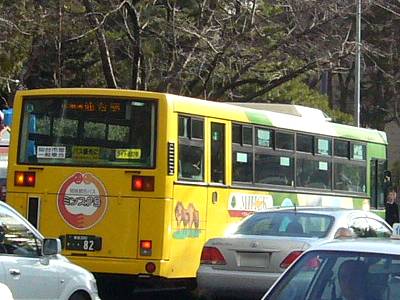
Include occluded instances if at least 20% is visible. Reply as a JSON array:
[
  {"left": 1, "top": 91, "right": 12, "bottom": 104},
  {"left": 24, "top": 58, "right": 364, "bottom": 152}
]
[{"left": 6, "top": 88, "right": 388, "bottom": 293}]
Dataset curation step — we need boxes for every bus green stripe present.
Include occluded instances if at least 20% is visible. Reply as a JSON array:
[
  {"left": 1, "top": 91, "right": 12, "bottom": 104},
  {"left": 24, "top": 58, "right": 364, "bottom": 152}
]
[
  {"left": 244, "top": 111, "right": 273, "bottom": 126},
  {"left": 244, "top": 110, "right": 386, "bottom": 145},
  {"left": 333, "top": 124, "right": 387, "bottom": 144}
]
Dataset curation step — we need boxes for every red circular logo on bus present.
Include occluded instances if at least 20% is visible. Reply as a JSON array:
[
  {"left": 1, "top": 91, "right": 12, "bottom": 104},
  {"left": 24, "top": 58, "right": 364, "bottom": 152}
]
[{"left": 57, "top": 172, "right": 108, "bottom": 230}]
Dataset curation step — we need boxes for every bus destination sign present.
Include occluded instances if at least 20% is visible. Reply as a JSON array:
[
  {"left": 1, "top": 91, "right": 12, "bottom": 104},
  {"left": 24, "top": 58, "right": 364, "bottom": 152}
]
[{"left": 65, "top": 101, "right": 122, "bottom": 113}]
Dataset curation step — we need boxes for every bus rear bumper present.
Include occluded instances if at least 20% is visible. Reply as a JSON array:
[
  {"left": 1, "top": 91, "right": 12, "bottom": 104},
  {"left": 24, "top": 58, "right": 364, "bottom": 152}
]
[
  {"left": 93, "top": 272, "right": 196, "bottom": 298},
  {"left": 66, "top": 256, "right": 197, "bottom": 293}
]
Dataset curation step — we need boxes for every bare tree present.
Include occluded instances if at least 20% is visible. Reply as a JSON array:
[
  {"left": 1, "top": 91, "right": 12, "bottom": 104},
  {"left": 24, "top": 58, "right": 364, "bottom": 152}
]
[{"left": 82, "top": 0, "right": 118, "bottom": 88}]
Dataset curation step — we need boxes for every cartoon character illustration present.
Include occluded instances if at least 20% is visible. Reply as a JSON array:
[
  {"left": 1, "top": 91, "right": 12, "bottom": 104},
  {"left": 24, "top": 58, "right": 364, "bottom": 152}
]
[
  {"left": 174, "top": 201, "right": 199, "bottom": 230},
  {"left": 175, "top": 202, "right": 184, "bottom": 228}
]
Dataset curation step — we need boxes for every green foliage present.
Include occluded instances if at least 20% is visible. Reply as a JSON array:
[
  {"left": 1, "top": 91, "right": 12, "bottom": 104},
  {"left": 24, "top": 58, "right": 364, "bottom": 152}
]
[{"left": 0, "top": 1, "right": 34, "bottom": 94}]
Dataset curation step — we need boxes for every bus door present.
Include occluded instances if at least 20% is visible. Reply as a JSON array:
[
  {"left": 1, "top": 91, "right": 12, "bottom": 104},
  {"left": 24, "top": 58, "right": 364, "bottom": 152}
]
[
  {"left": 206, "top": 119, "right": 230, "bottom": 240},
  {"left": 370, "top": 159, "right": 387, "bottom": 209},
  {"left": 172, "top": 115, "right": 208, "bottom": 277}
]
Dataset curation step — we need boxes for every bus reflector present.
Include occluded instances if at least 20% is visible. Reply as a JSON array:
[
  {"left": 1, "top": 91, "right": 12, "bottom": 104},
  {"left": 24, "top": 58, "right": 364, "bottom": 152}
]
[
  {"left": 140, "top": 240, "right": 152, "bottom": 256},
  {"left": 280, "top": 251, "right": 303, "bottom": 268},
  {"left": 14, "top": 171, "right": 36, "bottom": 187},
  {"left": 132, "top": 176, "right": 154, "bottom": 191},
  {"left": 145, "top": 262, "right": 156, "bottom": 273}
]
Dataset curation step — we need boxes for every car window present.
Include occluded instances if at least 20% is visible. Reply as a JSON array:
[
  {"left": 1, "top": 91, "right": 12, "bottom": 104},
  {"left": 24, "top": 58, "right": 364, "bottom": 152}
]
[
  {"left": 0, "top": 206, "right": 41, "bottom": 257},
  {"left": 366, "top": 218, "right": 392, "bottom": 237},
  {"left": 265, "top": 250, "right": 400, "bottom": 300},
  {"left": 235, "top": 212, "right": 334, "bottom": 238},
  {"left": 349, "top": 217, "right": 378, "bottom": 237},
  {"left": 265, "top": 252, "right": 322, "bottom": 299}
]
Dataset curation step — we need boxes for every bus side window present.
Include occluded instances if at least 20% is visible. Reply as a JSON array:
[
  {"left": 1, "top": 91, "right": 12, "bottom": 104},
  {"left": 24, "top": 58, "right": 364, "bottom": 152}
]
[
  {"left": 178, "top": 144, "right": 203, "bottom": 180},
  {"left": 211, "top": 123, "right": 225, "bottom": 184},
  {"left": 233, "top": 151, "right": 253, "bottom": 183},
  {"left": 178, "top": 115, "right": 204, "bottom": 181}
]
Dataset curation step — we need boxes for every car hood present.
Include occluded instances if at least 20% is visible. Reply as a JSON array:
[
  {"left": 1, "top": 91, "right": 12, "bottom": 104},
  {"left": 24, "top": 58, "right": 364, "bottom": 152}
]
[{"left": 49, "top": 255, "right": 95, "bottom": 282}]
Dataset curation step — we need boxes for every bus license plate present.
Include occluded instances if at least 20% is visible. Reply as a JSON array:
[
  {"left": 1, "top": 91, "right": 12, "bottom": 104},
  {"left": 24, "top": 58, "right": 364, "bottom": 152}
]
[{"left": 65, "top": 235, "right": 102, "bottom": 251}]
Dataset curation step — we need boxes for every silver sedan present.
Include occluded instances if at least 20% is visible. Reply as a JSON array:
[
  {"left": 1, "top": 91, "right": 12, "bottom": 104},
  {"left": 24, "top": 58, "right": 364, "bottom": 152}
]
[{"left": 196, "top": 207, "right": 392, "bottom": 299}]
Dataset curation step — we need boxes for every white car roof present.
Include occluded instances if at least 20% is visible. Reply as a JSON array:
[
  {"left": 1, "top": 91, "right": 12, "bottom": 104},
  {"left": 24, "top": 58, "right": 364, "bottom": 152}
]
[
  {"left": 254, "top": 207, "right": 383, "bottom": 220},
  {"left": 306, "top": 238, "right": 400, "bottom": 255}
]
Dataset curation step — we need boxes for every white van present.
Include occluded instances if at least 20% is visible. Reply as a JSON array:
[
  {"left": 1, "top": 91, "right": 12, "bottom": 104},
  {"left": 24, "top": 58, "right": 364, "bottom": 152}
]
[{"left": 0, "top": 201, "right": 100, "bottom": 300}]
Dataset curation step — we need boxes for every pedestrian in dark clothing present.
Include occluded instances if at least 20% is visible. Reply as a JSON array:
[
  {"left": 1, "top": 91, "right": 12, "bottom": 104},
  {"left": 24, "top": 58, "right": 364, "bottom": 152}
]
[{"left": 385, "top": 187, "right": 399, "bottom": 227}]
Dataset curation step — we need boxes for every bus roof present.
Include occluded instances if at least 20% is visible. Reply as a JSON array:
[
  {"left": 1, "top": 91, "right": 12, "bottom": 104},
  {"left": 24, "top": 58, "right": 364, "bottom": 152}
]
[
  {"left": 169, "top": 94, "right": 387, "bottom": 145},
  {"left": 14, "top": 88, "right": 387, "bottom": 145}
]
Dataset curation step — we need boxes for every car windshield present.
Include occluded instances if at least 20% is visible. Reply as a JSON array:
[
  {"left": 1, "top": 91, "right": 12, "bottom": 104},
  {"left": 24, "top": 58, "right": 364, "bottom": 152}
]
[
  {"left": 0, "top": 205, "right": 41, "bottom": 256},
  {"left": 235, "top": 212, "right": 334, "bottom": 238},
  {"left": 265, "top": 250, "right": 400, "bottom": 300}
]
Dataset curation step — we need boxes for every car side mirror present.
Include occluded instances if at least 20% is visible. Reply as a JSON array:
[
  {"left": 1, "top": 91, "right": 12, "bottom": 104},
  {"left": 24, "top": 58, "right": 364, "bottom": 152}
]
[{"left": 43, "top": 238, "right": 62, "bottom": 256}]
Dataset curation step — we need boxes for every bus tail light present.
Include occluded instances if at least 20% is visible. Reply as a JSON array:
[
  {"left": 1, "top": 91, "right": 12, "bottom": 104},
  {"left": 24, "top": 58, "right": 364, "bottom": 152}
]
[
  {"left": 280, "top": 251, "right": 303, "bottom": 268},
  {"left": 140, "top": 240, "right": 152, "bottom": 256},
  {"left": 132, "top": 176, "right": 154, "bottom": 191},
  {"left": 200, "top": 246, "right": 226, "bottom": 265},
  {"left": 14, "top": 171, "right": 36, "bottom": 187}
]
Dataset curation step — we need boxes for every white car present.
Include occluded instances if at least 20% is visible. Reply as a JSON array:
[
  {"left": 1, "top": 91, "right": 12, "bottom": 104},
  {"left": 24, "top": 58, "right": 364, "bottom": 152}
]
[
  {"left": 0, "top": 201, "right": 100, "bottom": 300},
  {"left": 0, "top": 282, "right": 13, "bottom": 300}
]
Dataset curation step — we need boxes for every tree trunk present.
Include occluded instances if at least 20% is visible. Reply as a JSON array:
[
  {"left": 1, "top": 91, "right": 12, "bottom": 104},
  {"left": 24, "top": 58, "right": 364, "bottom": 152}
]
[
  {"left": 124, "top": 2, "right": 141, "bottom": 90},
  {"left": 82, "top": 0, "right": 117, "bottom": 88}
]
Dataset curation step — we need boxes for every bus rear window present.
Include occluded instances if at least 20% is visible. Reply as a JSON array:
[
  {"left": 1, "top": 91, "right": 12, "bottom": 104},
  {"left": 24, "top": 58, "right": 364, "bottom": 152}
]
[{"left": 18, "top": 96, "right": 157, "bottom": 168}]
